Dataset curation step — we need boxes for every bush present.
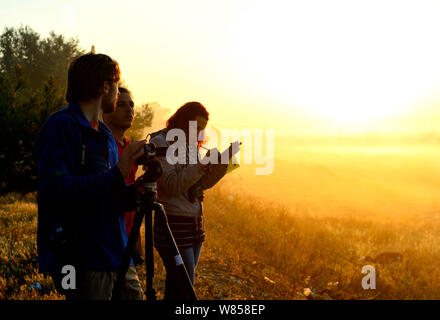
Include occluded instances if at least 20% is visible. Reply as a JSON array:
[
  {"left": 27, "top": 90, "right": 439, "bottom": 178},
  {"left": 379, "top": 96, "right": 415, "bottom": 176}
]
[{"left": 0, "top": 26, "right": 84, "bottom": 194}]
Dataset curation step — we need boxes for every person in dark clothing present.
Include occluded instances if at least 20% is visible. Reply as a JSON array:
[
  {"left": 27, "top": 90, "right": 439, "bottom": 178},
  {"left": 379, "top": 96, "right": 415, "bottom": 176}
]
[{"left": 36, "top": 52, "right": 146, "bottom": 300}]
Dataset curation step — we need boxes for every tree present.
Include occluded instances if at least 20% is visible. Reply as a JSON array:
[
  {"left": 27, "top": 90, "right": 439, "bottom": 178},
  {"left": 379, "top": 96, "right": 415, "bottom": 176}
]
[
  {"left": 126, "top": 103, "right": 154, "bottom": 141},
  {"left": 148, "top": 102, "right": 171, "bottom": 134},
  {"left": 0, "top": 26, "right": 83, "bottom": 96},
  {"left": 125, "top": 102, "right": 171, "bottom": 142},
  {"left": 0, "top": 26, "right": 84, "bottom": 193}
]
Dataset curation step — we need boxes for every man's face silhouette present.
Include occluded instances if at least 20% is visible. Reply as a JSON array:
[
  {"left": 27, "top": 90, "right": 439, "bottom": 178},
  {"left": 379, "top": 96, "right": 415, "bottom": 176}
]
[{"left": 102, "top": 81, "right": 119, "bottom": 114}]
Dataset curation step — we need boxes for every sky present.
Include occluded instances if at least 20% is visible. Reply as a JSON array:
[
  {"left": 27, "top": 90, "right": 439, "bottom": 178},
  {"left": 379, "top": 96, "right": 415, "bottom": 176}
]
[{"left": 2, "top": 0, "right": 440, "bottom": 135}]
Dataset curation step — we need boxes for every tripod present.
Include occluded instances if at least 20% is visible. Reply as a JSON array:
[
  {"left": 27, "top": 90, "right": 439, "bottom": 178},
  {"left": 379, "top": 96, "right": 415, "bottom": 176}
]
[{"left": 112, "top": 158, "right": 197, "bottom": 300}]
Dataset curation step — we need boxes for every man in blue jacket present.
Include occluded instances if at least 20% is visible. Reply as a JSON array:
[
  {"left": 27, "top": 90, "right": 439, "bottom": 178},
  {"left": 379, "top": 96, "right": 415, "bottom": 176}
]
[{"left": 36, "top": 52, "right": 146, "bottom": 300}]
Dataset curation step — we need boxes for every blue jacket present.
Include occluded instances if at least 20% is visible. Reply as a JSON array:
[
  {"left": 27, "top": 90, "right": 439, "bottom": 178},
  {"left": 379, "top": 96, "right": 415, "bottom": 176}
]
[{"left": 36, "top": 102, "right": 129, "bottom": 272}]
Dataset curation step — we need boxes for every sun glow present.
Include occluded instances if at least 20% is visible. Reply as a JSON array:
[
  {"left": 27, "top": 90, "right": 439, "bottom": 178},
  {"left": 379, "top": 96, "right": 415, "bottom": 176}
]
[
  {"left": 4, "top": 1, "right": 440, "bottom": 133},
  {"left": 231, "top": 0, "right": 440, "bottom": 127}
]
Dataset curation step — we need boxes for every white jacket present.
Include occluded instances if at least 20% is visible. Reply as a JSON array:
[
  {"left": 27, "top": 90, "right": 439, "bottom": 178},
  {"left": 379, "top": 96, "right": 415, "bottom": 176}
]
[{"left": 149, "top": 129, "right": 227, "bottom": 218}]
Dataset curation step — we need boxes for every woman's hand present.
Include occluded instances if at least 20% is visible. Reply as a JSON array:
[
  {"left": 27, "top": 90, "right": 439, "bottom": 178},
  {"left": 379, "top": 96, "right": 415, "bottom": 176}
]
[{"left": 227, "top": 141, "right": 241, "bottom": 159}]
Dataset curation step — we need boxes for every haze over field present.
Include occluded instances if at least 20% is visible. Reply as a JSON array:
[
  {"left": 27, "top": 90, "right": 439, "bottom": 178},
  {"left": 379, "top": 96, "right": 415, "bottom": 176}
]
[{"left": 232, "top": 143, "right": 440, "bottom": 218}]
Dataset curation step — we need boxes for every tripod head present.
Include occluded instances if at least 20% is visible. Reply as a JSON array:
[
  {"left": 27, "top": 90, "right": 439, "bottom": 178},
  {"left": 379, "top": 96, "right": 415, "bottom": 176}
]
[
  {"left": 135, "top": 158, "right": 163, "bottom": 194},
  {"left": 134, "top": 142, "right": 164, "bottom": 199}
]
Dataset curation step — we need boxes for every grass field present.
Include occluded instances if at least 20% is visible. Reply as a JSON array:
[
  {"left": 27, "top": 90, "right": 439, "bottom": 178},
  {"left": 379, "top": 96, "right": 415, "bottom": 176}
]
[{"left": 1, "top": 144, "right": 440, "bottom": 299}]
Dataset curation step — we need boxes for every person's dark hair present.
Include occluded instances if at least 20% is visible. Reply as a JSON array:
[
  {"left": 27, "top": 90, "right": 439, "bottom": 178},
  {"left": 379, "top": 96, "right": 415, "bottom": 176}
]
[
  {"left": 118, "top": 86, "right": 131, "bottom": 96},
  {"left": 66, "top": 53, "right": 120, "bottom": 103},
  {"left": 166, "top": 101, "right": 209, "bottom": 131},
  {"left": 166, "top": 102, "right": 209, "bottom": 147}
]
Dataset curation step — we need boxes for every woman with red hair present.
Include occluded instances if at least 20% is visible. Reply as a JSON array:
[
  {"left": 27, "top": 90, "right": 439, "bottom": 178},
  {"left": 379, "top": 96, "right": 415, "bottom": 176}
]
[{"left": 149, "top": 101, "right": 228, "bottom": 299}]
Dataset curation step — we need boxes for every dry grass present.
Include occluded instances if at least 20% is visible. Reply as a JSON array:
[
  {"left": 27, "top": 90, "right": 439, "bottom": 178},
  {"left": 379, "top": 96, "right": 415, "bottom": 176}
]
[
  {"left": 202, "top": 181, "right": 440, "bottom": 299},
  {"left": 2, "top": 145, "right": 440, "bottom": 299},
  {"left": 2, "top": 185, "right": 440, "bottom": 299},
  {"left": 0, "top": 193, "right": 63, "bottom": 300}
]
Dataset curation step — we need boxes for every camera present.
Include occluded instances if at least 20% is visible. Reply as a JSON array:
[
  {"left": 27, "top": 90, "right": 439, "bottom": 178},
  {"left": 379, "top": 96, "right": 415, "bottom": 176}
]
[
  {"left": 134, "top": 141, "right": 204, "bottom": 202},
  {"left": 135, "top": 142, "right": 169, "bottom": 167},
  {"left": 135, "top": 142, "right": 157, "bottom": 166}
]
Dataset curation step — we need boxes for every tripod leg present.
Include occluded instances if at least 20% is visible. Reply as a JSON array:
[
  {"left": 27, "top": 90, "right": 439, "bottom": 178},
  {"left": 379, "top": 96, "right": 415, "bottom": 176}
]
[
  {"left": 112, "top": 203, "right": 144, "bottom": 301},
  {"left": 144, "top": 208, "right": 156, "bottom": 300},
  {"left": 153, "top": 203, "right": 198, "bottom": 300}
]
